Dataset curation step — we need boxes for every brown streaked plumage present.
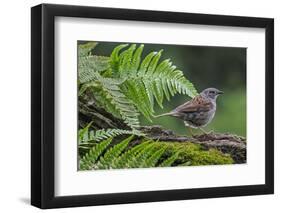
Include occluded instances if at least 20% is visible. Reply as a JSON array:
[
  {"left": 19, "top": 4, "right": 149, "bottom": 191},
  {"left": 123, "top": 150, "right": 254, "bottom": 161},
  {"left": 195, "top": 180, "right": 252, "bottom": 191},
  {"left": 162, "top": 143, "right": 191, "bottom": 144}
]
[{"left": 154, "top": 88, "right": 223, "bottom": 134}]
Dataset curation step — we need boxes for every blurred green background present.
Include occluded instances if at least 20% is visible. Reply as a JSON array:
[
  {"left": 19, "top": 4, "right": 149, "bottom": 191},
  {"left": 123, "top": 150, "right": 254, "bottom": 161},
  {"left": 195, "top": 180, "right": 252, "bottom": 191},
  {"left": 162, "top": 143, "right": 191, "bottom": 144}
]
[{"left": 88, "top": 41, "right": 246, "bottom": 137}]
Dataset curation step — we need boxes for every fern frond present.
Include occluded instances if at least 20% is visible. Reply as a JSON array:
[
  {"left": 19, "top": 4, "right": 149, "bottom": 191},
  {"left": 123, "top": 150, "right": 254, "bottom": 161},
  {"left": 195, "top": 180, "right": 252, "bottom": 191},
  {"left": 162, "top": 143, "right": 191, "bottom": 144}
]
[
  {"left": 92, "top": 129, "right": 137, "bottom": 142},
  {"left": 95, "top": 73, "right": 140, "bottom": 129},
  {"left": 79, "top": 123, "right": 143, "bottom": 149},
  {"left": 109, "top": 44, "right": 198, "bottom": 121},
  {"left": 78, "top": 42, "right": 98, "bottom": 57},
  {"left": 96, "top": 135, "right": 134, "bottom": 169},
  {"left": 79, "top": 55, "right": 110, "bottom": 83},
  {"left": 113, "top": 140, "right": 151, "bottom": 169},
  {"left": 110, "top": 44, "right": 129, "bottom": 73},
  {"left": 121, "top": 80, "right": 153, "bottom": 121},
  {"left": 80, "top": 72, "right": 140, "bottom": 130},
  {"left": 79, "top": 138, "right": 112, "bottom": 170},
  {"left": 78, "top": 43, "right": 198, "bottom": 132},
  {"left": 128, "top": 142, "right": 157, "bottom": 168},
  {"left": 119, "top": 44, "right": 136, "bottom": 78},
  {"left": 78, "top": 42, "right": 110, "bottom": 83},
  {"left": 159, "top": 152, "right": 179, "bottom": 167},
  {"left": 80, "top": 128, "right": 140, "bottom": 145},
  {"left": 78, "top": 122, "right": 93, "bottom": 144},
  {"left": 79, "top": 136, "right": 234, "bottom": 171},
  {"left": 130, "top": 44, "right": 144, "bottom": 75},
  {"left": 143, "top": 145, "right": 167, "bottom": 167}
]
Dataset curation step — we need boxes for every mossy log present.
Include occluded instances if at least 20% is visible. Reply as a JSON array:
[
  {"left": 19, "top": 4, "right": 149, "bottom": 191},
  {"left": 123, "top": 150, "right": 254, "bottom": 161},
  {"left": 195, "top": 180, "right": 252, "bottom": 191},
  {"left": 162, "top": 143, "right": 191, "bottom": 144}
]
[
  {"left": 140, "top": 126, "right": 246, "bottom": 164},
  {"left": 79, "top": 95, "right": 246, "bottom": 164}
]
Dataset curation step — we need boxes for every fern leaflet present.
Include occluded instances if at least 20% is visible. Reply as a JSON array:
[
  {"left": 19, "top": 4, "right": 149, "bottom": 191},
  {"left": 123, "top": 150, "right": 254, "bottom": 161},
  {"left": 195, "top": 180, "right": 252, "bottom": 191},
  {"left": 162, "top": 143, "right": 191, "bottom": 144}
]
[
  {"left": 79, "top": 138, "right": 112, "bottom": 170},
  {"left": 109, "top": 44, "right": 198, "bottom": 121},
  {"left": 96, "top": 135, "right": 134, "bottom": 169}
]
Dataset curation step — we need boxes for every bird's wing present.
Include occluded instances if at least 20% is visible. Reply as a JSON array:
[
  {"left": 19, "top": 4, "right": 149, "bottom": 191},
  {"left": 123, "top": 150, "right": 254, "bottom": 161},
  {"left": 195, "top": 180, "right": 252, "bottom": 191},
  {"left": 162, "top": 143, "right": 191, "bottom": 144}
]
[{"left": 173, "top": 95, "right": 212, "bottom": 113}]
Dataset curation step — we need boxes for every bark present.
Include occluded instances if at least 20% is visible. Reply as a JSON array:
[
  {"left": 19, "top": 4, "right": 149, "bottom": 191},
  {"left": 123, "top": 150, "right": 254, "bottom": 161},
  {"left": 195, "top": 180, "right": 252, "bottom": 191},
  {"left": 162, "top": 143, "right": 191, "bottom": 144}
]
[
  {"left": 140, "top": 125, "right": 246, "bottom": 163},
  {"left": 79, "top": 96, "right": 246, "bottom": 164},
  {"left": 79, "top": 93, "right": 128, "bottom": 130}
]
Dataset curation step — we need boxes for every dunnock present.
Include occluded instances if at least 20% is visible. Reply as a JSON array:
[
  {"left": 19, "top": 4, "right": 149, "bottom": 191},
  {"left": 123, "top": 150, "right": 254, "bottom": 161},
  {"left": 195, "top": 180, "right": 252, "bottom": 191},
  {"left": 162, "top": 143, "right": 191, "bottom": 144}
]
[{"left": 154, "top": 88, "right": 223, "bottom": 135}]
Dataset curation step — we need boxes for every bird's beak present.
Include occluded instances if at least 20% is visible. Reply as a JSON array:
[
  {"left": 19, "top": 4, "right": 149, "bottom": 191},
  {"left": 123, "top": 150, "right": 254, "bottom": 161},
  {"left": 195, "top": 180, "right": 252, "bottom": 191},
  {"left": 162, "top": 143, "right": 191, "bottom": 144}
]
[{"left": 218, "top": 90, "right": 224, "bottom": 94}]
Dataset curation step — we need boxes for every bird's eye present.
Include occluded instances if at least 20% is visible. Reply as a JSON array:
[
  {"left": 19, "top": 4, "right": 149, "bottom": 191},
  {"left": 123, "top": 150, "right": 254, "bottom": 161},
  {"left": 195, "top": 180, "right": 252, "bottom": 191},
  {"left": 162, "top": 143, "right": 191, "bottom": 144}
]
[{"left": 209, "top": 91, "right": 215, "bottom": 94}]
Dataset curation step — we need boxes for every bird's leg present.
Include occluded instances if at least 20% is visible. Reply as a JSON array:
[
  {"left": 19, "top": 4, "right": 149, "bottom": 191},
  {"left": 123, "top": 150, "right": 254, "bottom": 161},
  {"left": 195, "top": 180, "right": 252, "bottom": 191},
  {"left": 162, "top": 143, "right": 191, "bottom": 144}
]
[{"left": 199, "top": 127, "right": 213, "bottom": 135}]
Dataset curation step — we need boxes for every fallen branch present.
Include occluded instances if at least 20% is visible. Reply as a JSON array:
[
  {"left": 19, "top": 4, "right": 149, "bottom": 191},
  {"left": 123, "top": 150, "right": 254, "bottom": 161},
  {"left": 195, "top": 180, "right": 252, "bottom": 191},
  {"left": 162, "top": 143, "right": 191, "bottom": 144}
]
[
  {"left": 140, "top": 126, "right": 246, "bottom": 163},
  {"left": 79, "top": 97, "right": 246, "bottom": 164}
]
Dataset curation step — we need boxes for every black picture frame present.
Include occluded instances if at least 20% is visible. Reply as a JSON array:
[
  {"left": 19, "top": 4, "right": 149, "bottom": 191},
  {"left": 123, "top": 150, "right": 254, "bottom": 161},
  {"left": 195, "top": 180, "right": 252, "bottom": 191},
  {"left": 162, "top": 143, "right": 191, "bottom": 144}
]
[{"left": 31, "top": 3, "right": 274, "bottom": 209}]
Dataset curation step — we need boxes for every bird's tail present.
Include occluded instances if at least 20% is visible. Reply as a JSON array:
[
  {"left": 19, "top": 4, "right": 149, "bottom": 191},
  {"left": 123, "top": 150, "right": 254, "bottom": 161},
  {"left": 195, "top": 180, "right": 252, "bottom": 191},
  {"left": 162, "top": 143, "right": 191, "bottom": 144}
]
[{"left": 153, "top": 112, "right": 174, "bottom": 118}]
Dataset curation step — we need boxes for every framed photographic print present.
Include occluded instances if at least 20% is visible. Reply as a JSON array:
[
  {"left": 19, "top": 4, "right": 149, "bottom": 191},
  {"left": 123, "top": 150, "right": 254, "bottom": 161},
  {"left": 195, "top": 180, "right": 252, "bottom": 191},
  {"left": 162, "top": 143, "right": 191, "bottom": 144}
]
[{"left": 31, "top": 3, "right": 274, "bottom": 209}]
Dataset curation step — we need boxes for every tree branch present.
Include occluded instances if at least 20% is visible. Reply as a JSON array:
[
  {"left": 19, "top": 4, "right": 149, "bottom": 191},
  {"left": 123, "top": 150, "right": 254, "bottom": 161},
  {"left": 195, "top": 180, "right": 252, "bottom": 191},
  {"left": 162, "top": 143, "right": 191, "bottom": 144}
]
[{"left": 79, "top": 97, "right": 246, "bottom": 164}]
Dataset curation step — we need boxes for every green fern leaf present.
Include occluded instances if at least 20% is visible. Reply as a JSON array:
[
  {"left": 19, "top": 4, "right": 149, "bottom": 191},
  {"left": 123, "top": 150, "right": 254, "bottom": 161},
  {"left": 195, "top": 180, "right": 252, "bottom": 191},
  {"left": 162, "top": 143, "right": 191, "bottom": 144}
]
[
  {"left": 146, "top": 50, "right": 163, "bottom": 76},
  {"left": 110, "top": 44, "right": 129, "bottom": 73},
  {"left": 108, "top": 44, "right": 198, "bottom": 121},
  {"left": 113, "top": 140, "right": 151, "bottom": 169},
  {"left": 122, "top": 80, "right": 152, "bottom": 121},
  {"left": 81, "top": 73, "right": 140, "bottom": 130},
  {"left": 78, "top": 42, "right": 111, "bottom": 83},
  {"left": 130, "top": 44, "right": 144, "bottom": 74},
  {"left": 79, "top": 138, "right": 112, "bottom": 170},
  {"left": 79, "top": 56, "right": 110, "bottom": 83},
  {"left": 78, "top": 42, "right": 98, "bottom": 57},
  {"left": 79, "top": 135, "right": 234, "bottom": 170},
  {"left": 119, "top": 44, "right": 136, "bottom": 77},
  {"left": 138, "top": 51, "right": 157, "bottom": 77},
  {"left": 96, "top": 135, "right": 134, "bottom": 169},
  {"left": 78, "top": 43, "right": 198, "bottom": 130},
  {"left": 128, "top": 142, "right": 157, "bottom": 168},
  {"left": 78, "top": 122, "right": 93, "bottom": 144},
  {"left": 143, "top": 145, "right": 167, "bottom": 167},
  {"left": 159, "top": 152, "right": 179, "bottom": 167},
  {"left": 79, "top": 126, "right": 143, "bottom": 147}
]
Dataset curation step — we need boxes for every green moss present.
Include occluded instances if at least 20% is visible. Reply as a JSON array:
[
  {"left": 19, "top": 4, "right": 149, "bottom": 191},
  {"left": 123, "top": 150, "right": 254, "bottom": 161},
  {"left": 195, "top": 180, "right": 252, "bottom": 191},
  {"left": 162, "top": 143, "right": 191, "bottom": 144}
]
[
  {"left": 79, "top": 136, "right": 234, "bottom": 170},
  {"left": 158, "top": 141, "right": 234, "bottom": 166}
]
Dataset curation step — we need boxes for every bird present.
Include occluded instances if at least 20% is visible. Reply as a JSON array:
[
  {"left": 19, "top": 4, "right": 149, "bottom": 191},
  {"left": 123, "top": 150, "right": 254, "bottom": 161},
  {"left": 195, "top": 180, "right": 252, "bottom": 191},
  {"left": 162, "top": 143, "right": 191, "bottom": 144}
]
[{"left": 154, "top": 88, "right": 223, "bottom": 135}]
